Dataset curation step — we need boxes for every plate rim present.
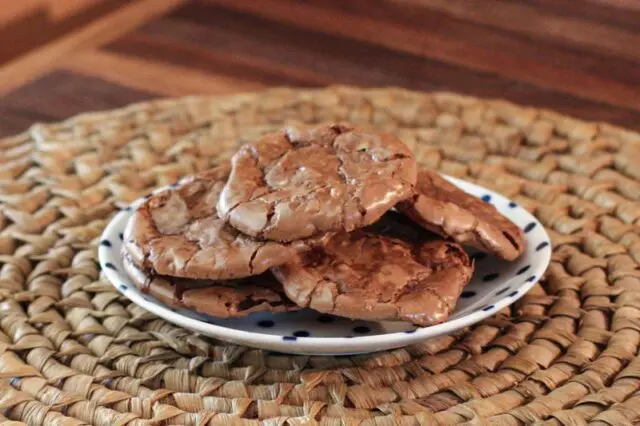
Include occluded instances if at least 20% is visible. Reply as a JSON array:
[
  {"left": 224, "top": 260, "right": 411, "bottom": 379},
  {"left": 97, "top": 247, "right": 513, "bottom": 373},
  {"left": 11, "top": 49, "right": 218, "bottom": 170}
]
[{"left": 99, "top": 175, "right": 551, "bottom": 354}]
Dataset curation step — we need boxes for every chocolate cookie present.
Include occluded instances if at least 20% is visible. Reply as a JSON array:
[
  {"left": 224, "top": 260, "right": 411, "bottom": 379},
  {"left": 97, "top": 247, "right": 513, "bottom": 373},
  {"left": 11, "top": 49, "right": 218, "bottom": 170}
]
[
  {"left": 271, "top": 223, "right": 473, "bottom": 326},
  {"left": 397, "top": 170, "right": 525, "bottom": 261},
  {"left": 123, "top": 163, "right": 330, "bottom": 280},
  {"left": 122, "top": 253, "right": 299, "bottom": 318},
  {"left": 217, "top": 123, "right": 417, "bottom": 242}
]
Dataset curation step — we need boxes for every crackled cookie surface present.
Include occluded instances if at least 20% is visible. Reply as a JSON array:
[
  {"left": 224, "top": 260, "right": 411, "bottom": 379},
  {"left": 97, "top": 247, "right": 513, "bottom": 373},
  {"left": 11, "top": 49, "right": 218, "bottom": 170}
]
[
  {"left": 397, "top": 170, "right": 525, "bottom": 261},
  {"left": 122, "top": 254, "right": 298, "bottom": 318},
  {"left": 123, "top": 163, "right": 330, "bottom": 280},
  {"left": 217, "top": 123, "right": 417, "bottom": 242},
  {"left": 272, "top": 214, "right": 473, "bottom": 326}
]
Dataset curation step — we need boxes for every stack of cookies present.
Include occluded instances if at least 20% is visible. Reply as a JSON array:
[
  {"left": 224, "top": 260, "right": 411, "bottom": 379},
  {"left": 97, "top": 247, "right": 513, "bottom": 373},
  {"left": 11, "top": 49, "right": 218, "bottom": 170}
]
[{"left": 122, "top": 124, "right": 525, "bottom": 326}]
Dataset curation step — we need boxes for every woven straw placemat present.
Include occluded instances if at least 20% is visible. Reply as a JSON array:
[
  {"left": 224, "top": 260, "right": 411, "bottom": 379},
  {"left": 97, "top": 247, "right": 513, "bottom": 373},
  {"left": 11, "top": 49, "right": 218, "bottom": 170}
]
[{"left": 0, "top": 86, "right": 638, "bottom": 425}]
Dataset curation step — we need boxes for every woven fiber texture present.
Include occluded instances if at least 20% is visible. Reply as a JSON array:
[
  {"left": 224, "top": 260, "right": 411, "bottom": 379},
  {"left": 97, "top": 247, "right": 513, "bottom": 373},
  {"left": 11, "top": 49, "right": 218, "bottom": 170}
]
[{"left": 0, "top": 86, "right": 639, "bottom": 425}]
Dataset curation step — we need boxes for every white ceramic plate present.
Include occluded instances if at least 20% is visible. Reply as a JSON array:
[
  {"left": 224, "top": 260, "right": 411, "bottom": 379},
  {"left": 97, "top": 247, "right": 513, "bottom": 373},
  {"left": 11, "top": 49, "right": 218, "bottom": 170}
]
[{"left": 99, "top": 176, "right": 551, "bottom": 355}]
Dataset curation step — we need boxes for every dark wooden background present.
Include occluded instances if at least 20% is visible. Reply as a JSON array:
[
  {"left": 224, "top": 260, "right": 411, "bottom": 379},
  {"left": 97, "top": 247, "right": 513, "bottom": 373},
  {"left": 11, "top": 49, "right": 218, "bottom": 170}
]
[{"left": 2, "top": 0, "right": 640, "bottom": 137}]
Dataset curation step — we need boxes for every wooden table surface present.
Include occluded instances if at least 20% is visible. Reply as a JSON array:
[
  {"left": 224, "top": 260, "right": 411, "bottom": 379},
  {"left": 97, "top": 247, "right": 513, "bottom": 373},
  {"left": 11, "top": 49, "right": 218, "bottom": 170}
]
[{"left": 1, "top": 0, "right": 640, "bottom": 138}]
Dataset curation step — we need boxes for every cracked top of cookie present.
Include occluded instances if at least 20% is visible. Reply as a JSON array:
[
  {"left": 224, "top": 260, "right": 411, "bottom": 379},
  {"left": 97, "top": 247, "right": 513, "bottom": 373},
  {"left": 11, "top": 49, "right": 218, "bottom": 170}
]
[
  {"left": 123, "top": 163, "right": 330, "bottom": 280},
  {"left": 397, "top": 170, "right": 525, "bottom": 261},
  {"left": 272, "top": 214, "right": 474, "bottom": 326},
  {"left": 122, "top": 253, "right": 299, "bottom": 319},
  {"left": 217, "top": 123, "right": 417, "bottom": 242}
]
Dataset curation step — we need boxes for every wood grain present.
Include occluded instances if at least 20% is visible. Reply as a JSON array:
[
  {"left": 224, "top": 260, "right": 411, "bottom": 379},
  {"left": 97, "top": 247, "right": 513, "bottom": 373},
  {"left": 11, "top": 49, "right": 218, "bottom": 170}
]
[
  {"left": 0, "top": 71, "right": 156, "bottom": 137},
  {"left": 199, "top": 0, "right": 640, "bottom": 110},
  {"left": 0, "top": 0, "right": 184, "bottom": 95},
  {"left": 0, "top": 0, "right": 108, "bottom": 25},
  {"left": 1, "top": 0, "right": 640, "bottom": 136},
  {"left": 63, "top": 50, "right": 268, "bottom": 96},
  {"left": 0, "top": 0, "right": 131, "bottom": 63},
  {"left": 399, "top": 0, "right": 640, "bottom": 61}
]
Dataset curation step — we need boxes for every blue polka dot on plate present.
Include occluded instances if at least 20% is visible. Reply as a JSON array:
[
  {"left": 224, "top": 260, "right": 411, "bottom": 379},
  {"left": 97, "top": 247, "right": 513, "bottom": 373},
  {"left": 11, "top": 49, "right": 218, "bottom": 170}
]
[
  {"left": 481, "top": 194, "right": 492, "bottom": 203},
  {"left": 100, "top": 239, "right": 112, "bottom": 247},
  {"left": 536, "top": 241, "right": 549, "bottom": 251},
  {"left": 317, "top": 315, "right": 335, "bottom": 323},
  {"left": 293, "top": 330, "right": 310, "bottom": 337},
  {"left": 471, "top": 252, "right": 488, "bottom": 262},
  {"left": 524, "top": 222, "right": 537, "bottom": 233},
  {"left": 516, "top": 265, "right": 531, "bottom": 275},
  {"left": 461, "top": 291, "right": 476, "bottom": 298},
  {"left": 258, "top": 320, "right": 275, "bottom": 328},
  {"left": 483, "top": 273, "right": 500, "bottom": 282}
]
